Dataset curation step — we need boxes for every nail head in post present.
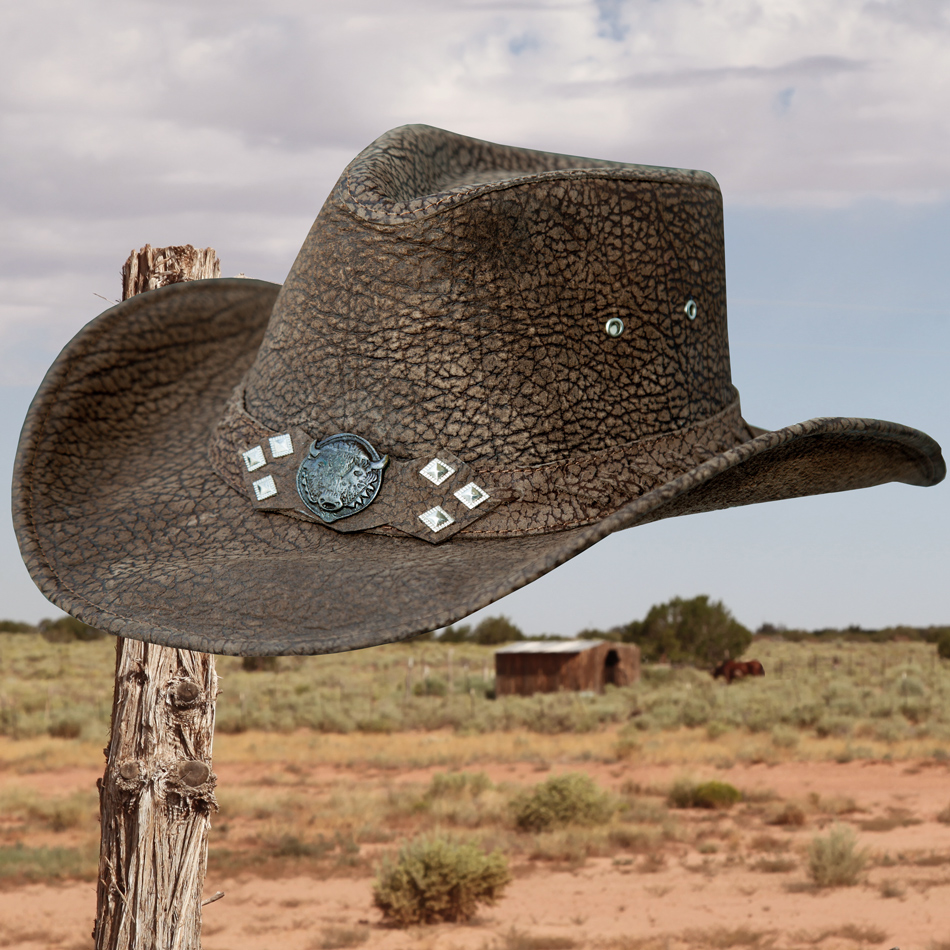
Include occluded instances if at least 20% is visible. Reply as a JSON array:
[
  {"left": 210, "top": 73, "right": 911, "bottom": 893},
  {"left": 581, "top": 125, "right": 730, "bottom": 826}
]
[
  {"left": 684, "top": 299, "right": 698, "bottom": 321},
  {"left": 605, "top": 317, "right": 625, "bottom": 338}
]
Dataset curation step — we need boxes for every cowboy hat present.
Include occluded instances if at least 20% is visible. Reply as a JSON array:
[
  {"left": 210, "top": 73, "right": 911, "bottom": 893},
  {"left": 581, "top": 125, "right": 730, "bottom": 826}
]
[{"left": 12, "top": 125, "right": 945, "bottom": 655}]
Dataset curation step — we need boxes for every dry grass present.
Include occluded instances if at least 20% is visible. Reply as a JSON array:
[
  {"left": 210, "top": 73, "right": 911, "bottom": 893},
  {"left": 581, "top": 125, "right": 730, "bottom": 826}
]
[
  {"left": 750, "top": 856, "right": 797, "bottom": 873},
  {"left": 497, "top": 929, "right": 579, "bottom": 950},
  {"left": 680, "top": 926, "right": 777, "bottom": 949},
  {"left": 857, "top": 809, "right": 922, "bottom": 832},
  {"left": 878, "top": 877, "right": 906, "bottom": 898},
  {"left": 790, "top": 923, "right": 888, "bottom": 945},
  {"left": 807, "top": 825, "right": 868, "bottom": 887},
  {"left": 0, "top": 844, "right": 96, "bottom": 884},
  {"left": 4, "top": 634, "right": 950, "bottom": 765},
  {"left": 0, "top": 924, "right": 68, "bottom": 949},
  {"left": 1, "top": 633, "right": 949, "bottom": 912},
  {"left": 764, "top": 803, "right": 807, "bottom": 827},
  {"left": 312, "top": 925, "right": 370, "bottom": 949}
]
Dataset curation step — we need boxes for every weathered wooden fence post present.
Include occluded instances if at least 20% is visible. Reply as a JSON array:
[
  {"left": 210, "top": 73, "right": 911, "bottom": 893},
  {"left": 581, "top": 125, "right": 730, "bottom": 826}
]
[{"left": 94, "top": 246, "right": 221, "bottom": 950}]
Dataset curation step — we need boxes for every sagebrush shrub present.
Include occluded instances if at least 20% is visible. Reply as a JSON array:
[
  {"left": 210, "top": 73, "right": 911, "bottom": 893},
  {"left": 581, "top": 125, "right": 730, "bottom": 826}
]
[
  {"left": 807, "top": 824, "right": 867, "bottom": 886},
  {"left": 372, "top": 835, "right": 509, "bottom": 925},
  {"left": 512, "top": 773, "right": 614, "bottom": 832},
  {"left": 667, "top": 779, "right": 741, "bottom": 810}
]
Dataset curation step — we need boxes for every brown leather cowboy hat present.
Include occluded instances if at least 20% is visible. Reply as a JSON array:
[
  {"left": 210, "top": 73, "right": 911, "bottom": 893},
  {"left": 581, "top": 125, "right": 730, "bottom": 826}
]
[{"left": 12, "top": 125, "right": 945, "bottom": 656}]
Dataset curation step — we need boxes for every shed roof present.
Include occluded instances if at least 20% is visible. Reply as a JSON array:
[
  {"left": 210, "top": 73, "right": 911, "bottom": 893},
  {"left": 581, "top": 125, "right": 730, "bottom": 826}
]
[{"left": 494, "top": 640, "right": 604, "bottom": 654}]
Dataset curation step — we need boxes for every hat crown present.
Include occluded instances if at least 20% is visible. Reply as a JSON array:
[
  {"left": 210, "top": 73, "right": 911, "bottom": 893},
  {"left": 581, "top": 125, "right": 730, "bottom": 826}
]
[{"left": 243, "top": 125, "right": 735, "bottom": 467}]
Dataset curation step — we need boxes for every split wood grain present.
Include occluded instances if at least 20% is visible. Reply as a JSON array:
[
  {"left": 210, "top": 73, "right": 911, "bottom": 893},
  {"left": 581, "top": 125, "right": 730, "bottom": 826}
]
[{"left": 94, "top": 246, "right": 222, "bottom": 950}]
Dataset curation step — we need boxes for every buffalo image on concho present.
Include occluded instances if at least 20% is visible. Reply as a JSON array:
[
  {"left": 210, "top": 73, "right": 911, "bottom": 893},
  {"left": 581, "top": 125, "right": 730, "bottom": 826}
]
[{"left": 296, "top": 433, "right": 389, "bottom": 523}]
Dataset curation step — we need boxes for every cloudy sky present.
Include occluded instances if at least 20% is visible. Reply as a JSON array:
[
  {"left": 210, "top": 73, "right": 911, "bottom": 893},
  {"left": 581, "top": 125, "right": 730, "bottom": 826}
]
[{"left": 2, "top": 0, "right": 949, "bottom": 636}]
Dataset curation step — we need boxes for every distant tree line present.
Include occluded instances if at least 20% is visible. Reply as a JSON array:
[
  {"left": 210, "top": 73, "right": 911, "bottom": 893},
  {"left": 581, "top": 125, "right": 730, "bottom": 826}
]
[
  {"left": 757, "top": 622, "right": 950, "bottom": 661},
  {"left": 4, "top": 602, "right": 950, "bottom": 663},
  {"left": 0, "top": 616, "right": 106, "bottom": 641},
  {"left": 755, "top": 622, "right": 950, "bottom": 644},
  {"left": 436, "top": 616, "right": 525, "bottom": 645}
]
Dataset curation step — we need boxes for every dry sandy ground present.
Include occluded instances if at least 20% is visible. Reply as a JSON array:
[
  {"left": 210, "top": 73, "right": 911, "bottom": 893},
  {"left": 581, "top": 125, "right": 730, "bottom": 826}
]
[{"left": 2, "top": 760, "right": 950, "bottom": 950}]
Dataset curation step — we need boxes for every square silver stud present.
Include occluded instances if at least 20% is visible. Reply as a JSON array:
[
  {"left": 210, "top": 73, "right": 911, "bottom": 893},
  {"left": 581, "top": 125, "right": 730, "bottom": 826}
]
[
  {"left": 269, "top": 433, "right": 294, "bottom": 458},
  {"left": 419, "top": 505, "right": 455, "bottom": 533},
  {"left": 253, "top": 475, "right": 278, "bottom": 501},
  {"left": 454, "top": 482, "right": 489, "bottom": 510},
  {"left": 420, "top": 458, "right": 455, "bottom": 486},
  {"left": 242, "top": 445, "right": 266, "bottom": 472}
]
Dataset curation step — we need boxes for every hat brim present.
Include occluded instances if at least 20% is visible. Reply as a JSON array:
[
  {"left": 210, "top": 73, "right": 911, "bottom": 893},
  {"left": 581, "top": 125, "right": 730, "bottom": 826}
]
[{"left": 13, "top": 280, "right": 945, "bottom": 656}]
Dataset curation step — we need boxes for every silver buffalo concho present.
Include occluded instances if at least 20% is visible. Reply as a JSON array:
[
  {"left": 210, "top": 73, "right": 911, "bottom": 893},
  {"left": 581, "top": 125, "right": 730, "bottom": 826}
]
[{"left": 296, "top": 433, "right": 389, "bottom": 523}]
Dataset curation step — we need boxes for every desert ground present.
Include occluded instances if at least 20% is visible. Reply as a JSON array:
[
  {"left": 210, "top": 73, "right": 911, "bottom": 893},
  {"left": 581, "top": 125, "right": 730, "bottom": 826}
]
[{"left": 1, "top": 636, "right": 950, "bottom": 950}]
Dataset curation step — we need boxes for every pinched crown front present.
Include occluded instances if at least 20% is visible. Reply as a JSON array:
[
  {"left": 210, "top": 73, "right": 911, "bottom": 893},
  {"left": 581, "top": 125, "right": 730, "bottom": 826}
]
[
  {"left": 211, "top": 125, "right": 750, "bottom": 543},
  {"left": 243, "top": 125, "right": 735, "bottom": 470}
]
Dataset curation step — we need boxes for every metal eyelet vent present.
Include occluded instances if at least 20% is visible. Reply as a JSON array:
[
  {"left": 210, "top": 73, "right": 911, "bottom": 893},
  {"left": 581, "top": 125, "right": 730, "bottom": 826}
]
[
  {"left": 605, "top": 317, "right": 625, "bottom": 338},
  {"left": 684, "top": 299, "right": 698, "bottom": 321}
]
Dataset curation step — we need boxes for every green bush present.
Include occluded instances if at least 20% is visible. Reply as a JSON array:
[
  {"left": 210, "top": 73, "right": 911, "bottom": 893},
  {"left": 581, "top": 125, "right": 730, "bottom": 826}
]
[
  {"left": 372, "top": 835, "right": 510, "bottom": 925},
  {"left": 621, "top": 595, "right": 751, "bottom": 665},
  {"left": 807, "top": 824, "right": 867, "bottom": 887},
  {"left": 668, "top": 779, "right": 741, "bottom": 810},
  {"left": 472, "top": 616, "right": 523, "bottom": 645},
  {"left": 512, "top": 773, "right": 614, "bottom": 832},
  {"left": 938, "top": 631, "right": 950, "bottom": 661},
  {"left": 413, "top": 676, "right": 448, "bottom": 697}
]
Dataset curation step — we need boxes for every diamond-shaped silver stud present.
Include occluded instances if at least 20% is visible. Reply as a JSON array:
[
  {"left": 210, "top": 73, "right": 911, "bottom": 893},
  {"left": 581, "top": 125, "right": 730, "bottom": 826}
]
[
  {"left": 242, "top": 445, "right": 266, "bottom": 472},
  {"left": 454, "top": 482, "right": 489, "bottom": 510},
  {"left": 253, "top": 475, "right": 278, "bottom": 501},
  {"left": 269, "top": 433, "right": 294, "bottom": 458},
  {"left": 420, "top": 458, "right": 455, "bottom": 485},
  {"left": 419, "top": 505, "right": 455, "bottom": 533}
]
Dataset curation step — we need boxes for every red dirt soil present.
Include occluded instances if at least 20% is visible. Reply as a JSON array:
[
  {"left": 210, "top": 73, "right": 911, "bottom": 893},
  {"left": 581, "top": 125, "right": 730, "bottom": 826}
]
[{"left": 2, "top": 759, "right": 950, "bottom": 950}]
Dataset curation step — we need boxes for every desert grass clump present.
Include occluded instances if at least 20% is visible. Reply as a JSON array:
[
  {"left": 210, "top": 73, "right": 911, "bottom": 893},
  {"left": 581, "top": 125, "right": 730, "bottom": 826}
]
[
  {"left": 0, "top": 843, "right": 94, "bottom": 883},
  {"left": 751, "top": 856, "right": 797, "bottom": 873},
  {"left": 614, "top": 723, "right": 642, "bottom": 759},
  {"left": 373, "top": 834, "right": 510, "bottom": 925},
  {"left": 498, "top": 929, "right": 578, "bottom": 950},
  {"left": 765, "top": 802, "right": 806, "bottom": 827},
  {"left": 807, "top": 824, "right": 867, "bottom": 887},
  {"left": 667, "top": 779, "right": 741, "bottom": 810},
  {"left": 512, "top": 773, "right": 614, "bottom": 832},
  {"left": 315, "top": 925, "right": 370, "bottom": 949},
  {"left": 526, "top": 827, "right": 611, "bottom": 866},
  {"left": 427, "top": 770, "right": 493, "bottom": 799},
  {"left": 770, "top": 725, "right": 799, "bottom": 750}
]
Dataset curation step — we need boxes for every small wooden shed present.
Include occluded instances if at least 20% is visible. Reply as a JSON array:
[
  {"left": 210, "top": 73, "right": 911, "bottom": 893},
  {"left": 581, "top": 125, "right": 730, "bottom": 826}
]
[{"left": 494, "top": 640, "right": 640, "bottom": 696}]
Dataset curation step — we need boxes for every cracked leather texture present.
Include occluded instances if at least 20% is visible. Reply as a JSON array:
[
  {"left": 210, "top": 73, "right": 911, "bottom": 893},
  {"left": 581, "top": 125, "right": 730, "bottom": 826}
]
[{"left": 12, "top": 124, "right": 946, "bottom": 656}]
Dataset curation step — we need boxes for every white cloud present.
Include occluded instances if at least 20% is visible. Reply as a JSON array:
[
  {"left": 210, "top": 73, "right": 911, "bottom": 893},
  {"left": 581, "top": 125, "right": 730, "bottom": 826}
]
[{"left": 1, "top": 0, "right": 948, "bottom": 628}]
